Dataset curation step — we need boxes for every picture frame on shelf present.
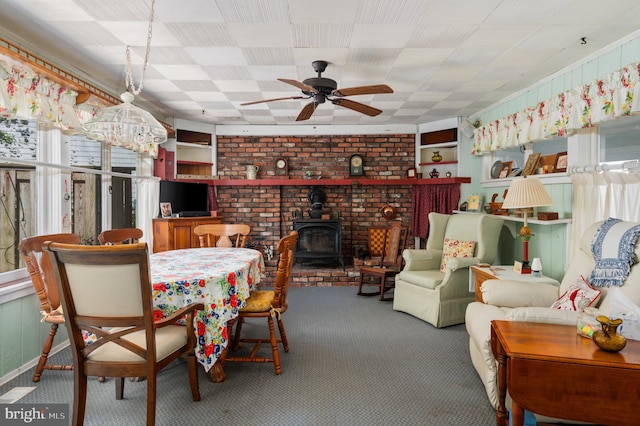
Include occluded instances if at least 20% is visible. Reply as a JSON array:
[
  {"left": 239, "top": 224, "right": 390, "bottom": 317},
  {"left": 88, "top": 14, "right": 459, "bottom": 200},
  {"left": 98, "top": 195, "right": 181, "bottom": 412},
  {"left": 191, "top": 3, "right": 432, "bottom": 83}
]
[
  {"left": 498, "top": 161, "right": 513, "bottom": 178},
  {"left": 407, "top": 167, "right": 417, "bottom": 178},
  {"left": 522, "top": 153, "right": 541, "bottom": 176},
  {"left": 160, "top": 202, "right": 172, "bottom": 218},
  {"left": 468, "top": 195, "right": 481, "bottom": 212},
  {"left": 555, "top": 151, "right": 568, "bottom": 172}
]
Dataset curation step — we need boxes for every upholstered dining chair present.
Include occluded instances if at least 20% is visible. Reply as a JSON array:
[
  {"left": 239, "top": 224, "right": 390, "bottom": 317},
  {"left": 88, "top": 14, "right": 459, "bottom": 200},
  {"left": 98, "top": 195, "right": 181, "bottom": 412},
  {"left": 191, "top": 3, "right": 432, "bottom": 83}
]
[
  {"left": 357, "top": 222, "right": 408, "bottom": 301},
  {"left": 18, "top": 233, "right": 81, "bottom": 382},
  {"left": 194, "top": 223, "right": 250, "bottom": 248},
  {"left": 225, "top": 231, "right": 297, "bottom": 375},
  {"left": 98, "top": 227, "right": 143, "bottom": 245},
  {"left": 43, "top": 242, "right": 204, "bottom": 426}
]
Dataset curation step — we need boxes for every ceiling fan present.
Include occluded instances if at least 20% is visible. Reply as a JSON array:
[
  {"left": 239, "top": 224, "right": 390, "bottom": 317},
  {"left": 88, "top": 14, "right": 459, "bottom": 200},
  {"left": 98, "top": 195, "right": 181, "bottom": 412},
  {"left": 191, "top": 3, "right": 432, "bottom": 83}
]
[{"left": 241, "top": 60, "right": 394, "bottom": 121}]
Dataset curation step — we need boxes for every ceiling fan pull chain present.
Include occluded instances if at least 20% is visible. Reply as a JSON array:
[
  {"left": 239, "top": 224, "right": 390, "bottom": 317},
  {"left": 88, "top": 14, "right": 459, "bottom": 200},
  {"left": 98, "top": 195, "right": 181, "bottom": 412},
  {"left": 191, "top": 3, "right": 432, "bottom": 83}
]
[{"left": 125, "top": 0, "right": 156, "bottom": 96}]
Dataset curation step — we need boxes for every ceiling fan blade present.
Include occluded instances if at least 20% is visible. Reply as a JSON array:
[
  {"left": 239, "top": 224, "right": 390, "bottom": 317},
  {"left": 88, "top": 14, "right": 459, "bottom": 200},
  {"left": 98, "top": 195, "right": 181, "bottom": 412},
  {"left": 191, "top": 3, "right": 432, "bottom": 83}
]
[
  {"left": 332, "top": 98, "right": 382, "bottom": 117},
  {"left": 278, "top": 78, "right": 318, "bottom": 93},
  {"left": 332, "top": 84, "right": 394, "bottom": 97},
  {"left": 240, "top": 96, "right": 305, "bottom": 106},
  {"left": 296, "top": 102, "right": 318, "bottom": 121}
]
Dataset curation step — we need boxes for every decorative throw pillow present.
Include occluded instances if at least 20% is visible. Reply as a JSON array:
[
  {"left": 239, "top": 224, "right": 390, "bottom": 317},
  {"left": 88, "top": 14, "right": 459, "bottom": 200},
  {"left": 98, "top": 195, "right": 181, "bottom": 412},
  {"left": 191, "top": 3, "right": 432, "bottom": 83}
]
[
  {"left": 550, "top": 275, "right": 602, "bottom": 311},
  {"left": 440, "top": 239, "right": 476, "bottom": 272}
]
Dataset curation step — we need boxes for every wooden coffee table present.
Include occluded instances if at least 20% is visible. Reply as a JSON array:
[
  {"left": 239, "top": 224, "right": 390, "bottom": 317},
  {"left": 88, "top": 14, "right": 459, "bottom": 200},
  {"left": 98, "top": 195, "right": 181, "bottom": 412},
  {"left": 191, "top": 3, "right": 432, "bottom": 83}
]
[{"left": 491, "top": 320, "right": 640, "bottom": 426}]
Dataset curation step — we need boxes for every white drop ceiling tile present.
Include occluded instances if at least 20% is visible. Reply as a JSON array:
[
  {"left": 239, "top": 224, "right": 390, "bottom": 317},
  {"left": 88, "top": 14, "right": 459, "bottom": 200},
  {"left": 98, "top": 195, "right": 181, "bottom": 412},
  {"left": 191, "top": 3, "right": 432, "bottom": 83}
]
[
  {"left": 217, "top": 0, "right": 289, "bottom": 23},
  {"left": 518, "top": 26, "right": 596, "bottom": 50},
  {"left": 456, "top": 80, "right": 510, "bottom": 93},
  {"left": 153, "top": 65, "right": 210, "bottom": 80},
  {"left": 238, "top": 109, "right": 272, "bottom": 116},
  {"left": 75, "top": 0, "right": 151, "bottom": 21},
  {"left": 242, "top": 48, "right": 295, "bottom": 66},
  {"left": 241, "top": 115, "right": 278, "bottom": 124},
  {"left": 445, "top": 48, "right": 504, "bottom": 67},
  {"left": 137, "top": 79, "right": 181, "bottom": 92},
  {"left": 346, "top": 48, "right": 402, "bottom": 66},
  {"left": 165, "top": 22, "right": 235, "bottom": 46},
  {"left": 355, "top": 0, "right": 428, "bottom": 24},
  {"left": 460, "top": 27, "right": 536, "bottom": 49},
  {"left": 204, "top": 108, "right": 242, "bottom": 117},
  {"left": 485, "top": 0, "right": 558, "bottom": 25},
  {"left": 350, "top": 25, "right": 414, "bottom": 48},
  {"left": 173, "top": 80, "right": 219, "bottom": 91},
  {"left": 129, "top": 46, "right": 196, "bottom": 65},
  {"left": 98, "top": 22, "right": 179, "bottom": 46},
  {"left": 83, "top": 46, "right": 130, "bottom": 65},
  {"left": 407, "top": 92, "right": 449, "bottom": 102},
  {"left": 408, "top": 25, "right": 477, "bottom": 49},
  {"left": 203, "top": 66, "right": 252, "bottom": 80},
  {"left": 247, "top": 66, "right": 298, "bottom": 81},
  {"left": 185, "top": 47, "right": 247, "bottom": 66},
  {"left": 268, "top": 101, "right": 307, "bottom": 110},
  {"left": 10, "top": 0, "right": 93, "bottom": 21},
  {"left": 150, "top": 91, "right": 192, "bottom": 102},
  {"left": 293, "top": 49, "right": 350, "bottom": 67},
  {"left": 428, "top": 66, "right": 484, "bottom": 81},
  {"left": 493, "top": 49, "right": 561, "bottom": 69},
  {"left": 292, "top": 24, "right": 352, "bottom": 49},
  {"left": 393, "top": 109, "right": 427, "bottom": 116},
  {"left": 228, "top": 24, "right": 293, "bottom": 47},
  {"left": 214, "top": 80, "right": 261, "bottom": 92},
  {"left": 394, "top": 48, "right": 453, "bottom": 67},
  {"left": 162, "top": 100, "right": 206, "bottom": 110},
  {"left": 421, "top": 0, "right": 499, "bottom": 24},
  {"left": 288, "top": 0, "right": 358, "bottom": 24},
  {"left": 186, "top": 91, "right": 229, "bottom": 102},
  {"left": 154, "top": 0, "right": 224, "bottom": 22},
  {"left": 45, "top": 21, "right": 123, "bottom": 46}
]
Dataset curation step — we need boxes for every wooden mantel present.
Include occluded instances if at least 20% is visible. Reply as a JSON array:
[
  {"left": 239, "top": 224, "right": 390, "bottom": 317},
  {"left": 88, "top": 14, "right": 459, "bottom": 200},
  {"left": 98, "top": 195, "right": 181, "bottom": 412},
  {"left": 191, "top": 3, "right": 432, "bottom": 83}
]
[{"left": 202, "top": 177, "right": 471, "bottom": 186}]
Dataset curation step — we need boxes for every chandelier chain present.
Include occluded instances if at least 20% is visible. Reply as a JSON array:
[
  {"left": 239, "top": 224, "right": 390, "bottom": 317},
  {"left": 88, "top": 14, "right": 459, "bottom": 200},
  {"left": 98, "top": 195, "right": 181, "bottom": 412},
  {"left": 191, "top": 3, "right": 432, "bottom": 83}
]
[{"left": 125, "top": 0, "right": 156, "bottom": 96}]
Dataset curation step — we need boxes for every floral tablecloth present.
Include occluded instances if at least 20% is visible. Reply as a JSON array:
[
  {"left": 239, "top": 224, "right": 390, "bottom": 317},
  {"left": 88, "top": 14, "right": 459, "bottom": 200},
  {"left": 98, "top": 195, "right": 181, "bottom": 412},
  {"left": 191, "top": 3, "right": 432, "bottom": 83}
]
[{"left": 150, "top": 247, "right": 264, "bottom": 372}]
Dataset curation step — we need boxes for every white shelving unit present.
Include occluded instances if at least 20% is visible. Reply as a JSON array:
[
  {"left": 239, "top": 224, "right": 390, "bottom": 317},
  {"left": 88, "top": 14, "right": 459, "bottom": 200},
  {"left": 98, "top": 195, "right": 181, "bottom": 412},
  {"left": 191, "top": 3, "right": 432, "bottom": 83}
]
[{"left": 417, "top": 118, "right": 462, "bottom": 178}]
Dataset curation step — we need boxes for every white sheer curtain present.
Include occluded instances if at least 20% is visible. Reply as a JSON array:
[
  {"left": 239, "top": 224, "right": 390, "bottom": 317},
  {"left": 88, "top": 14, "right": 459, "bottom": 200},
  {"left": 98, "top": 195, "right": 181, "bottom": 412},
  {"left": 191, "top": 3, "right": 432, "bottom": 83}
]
[
  {"left": 570, "top": 171, "right": 640, "bottom": 259},
  {"left": 136, "top": 155, "right": 160, "bottom": 250}
]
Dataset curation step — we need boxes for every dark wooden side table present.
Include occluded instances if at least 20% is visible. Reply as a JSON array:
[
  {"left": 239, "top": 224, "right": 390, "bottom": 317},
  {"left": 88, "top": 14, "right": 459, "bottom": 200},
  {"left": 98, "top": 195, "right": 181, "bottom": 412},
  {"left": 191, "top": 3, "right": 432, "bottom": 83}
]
[{"left": 491, "top": 320, "right": 640, "bottom": 426}]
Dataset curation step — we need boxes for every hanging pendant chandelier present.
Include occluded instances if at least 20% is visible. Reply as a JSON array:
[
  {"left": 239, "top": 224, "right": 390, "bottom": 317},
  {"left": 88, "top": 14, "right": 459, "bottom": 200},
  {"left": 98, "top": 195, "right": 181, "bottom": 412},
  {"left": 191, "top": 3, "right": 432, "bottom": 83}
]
[{"left": 83, "top": 0, "right": 167, "bottom": 146}]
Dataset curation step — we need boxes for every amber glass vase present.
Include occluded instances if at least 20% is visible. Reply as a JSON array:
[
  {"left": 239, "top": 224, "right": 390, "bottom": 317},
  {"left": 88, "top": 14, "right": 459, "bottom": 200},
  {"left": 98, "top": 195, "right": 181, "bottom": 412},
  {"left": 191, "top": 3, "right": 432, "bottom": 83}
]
[
  {"left": 431, "top": 151, "right": 443, "bottom": 162},
  {"left": 593, "top": 315, "right": 627, "bottom": 352}
]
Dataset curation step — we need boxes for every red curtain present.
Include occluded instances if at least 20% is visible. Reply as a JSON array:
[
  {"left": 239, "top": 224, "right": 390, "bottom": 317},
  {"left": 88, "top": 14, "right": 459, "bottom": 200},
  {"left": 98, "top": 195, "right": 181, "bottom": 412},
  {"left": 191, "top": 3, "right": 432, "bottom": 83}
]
[{"left": 411, "top": 184, "right": 461, "bottom": 239}]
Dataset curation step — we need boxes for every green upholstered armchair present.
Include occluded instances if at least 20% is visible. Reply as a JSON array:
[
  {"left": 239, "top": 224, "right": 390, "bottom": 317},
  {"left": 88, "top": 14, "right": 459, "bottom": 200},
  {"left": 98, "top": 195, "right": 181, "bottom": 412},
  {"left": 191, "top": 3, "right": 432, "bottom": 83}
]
[{"left": 393, "top": 212, "right": 504, "bottom": 328}]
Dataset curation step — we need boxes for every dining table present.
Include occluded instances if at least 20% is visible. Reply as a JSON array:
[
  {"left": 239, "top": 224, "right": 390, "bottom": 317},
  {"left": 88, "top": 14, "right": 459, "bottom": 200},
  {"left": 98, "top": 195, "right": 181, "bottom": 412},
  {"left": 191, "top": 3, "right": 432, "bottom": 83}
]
[{"left": 150, "top": 247, "right": 265, "bottom": 382}]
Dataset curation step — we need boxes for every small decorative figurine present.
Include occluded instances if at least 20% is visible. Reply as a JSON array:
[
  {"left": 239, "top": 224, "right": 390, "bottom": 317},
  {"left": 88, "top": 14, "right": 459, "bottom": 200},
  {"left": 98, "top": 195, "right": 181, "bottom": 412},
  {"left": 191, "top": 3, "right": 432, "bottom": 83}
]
[{"left": 429, "top": 168, "right": 440, "bottom": 178}]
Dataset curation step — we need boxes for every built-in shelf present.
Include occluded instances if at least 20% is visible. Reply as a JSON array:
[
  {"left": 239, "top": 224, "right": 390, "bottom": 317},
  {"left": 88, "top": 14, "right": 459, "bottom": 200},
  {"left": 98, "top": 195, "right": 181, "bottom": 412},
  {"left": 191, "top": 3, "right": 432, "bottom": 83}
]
[
  {"left": 453, "top": 210, "right": 571, "bottom": 225},
  {"left": 419, "top": 160, "right": 458, "bottom": 167},
  {"left": 480, "top": 172, "right": 571, "bottom": 187},
  {"left": 176, "top": 141, "right": 211, "bottom": 149},
  {"left": 177, "top": 177, "right": 472, "bottom": 186},
  {"left": 176, "top": 160, "right": 213, "bottom": 166}
]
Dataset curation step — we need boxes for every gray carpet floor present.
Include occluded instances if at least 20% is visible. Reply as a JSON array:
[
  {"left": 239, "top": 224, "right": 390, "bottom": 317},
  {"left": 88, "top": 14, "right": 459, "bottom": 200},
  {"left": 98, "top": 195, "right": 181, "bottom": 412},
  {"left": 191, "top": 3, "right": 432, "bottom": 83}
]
[{"left": 0, "top": 287, "right": 496, "bottom": 425}]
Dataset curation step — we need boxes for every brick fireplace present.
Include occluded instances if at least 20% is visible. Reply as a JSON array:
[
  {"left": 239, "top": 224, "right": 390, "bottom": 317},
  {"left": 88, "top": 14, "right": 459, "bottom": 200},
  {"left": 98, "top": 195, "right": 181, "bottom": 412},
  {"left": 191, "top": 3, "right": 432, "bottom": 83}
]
[{"left": 209, "top": 133, "right": 422, "bottom": 285}]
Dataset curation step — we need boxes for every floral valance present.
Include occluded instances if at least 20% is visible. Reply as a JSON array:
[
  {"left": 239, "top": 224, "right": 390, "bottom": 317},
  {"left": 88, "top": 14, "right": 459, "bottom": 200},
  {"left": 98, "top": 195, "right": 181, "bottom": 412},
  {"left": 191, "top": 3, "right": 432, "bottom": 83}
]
[
  {"left": 473, "top": 62, "right": 640, "bottom": 154},
  {"left": 1, "top": 55, "right": 159, "bottom": 157}
]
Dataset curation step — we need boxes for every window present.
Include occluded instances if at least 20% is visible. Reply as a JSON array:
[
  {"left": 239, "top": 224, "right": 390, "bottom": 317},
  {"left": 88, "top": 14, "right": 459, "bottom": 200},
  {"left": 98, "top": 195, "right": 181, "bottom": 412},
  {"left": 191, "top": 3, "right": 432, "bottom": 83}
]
[
  {"left": 598, "top": 116, "right": 640, "bottom": 165},
  {"left": 0, "top": 118, "right": 36, "bottom": 276}
]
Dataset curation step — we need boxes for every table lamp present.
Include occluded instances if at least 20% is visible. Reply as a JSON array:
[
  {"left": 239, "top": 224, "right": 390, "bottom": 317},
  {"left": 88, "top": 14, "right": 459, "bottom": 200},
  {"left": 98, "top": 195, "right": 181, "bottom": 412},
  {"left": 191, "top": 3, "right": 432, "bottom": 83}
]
[{"left": 501, "top": 176, "right": 553, "bottom": 273}]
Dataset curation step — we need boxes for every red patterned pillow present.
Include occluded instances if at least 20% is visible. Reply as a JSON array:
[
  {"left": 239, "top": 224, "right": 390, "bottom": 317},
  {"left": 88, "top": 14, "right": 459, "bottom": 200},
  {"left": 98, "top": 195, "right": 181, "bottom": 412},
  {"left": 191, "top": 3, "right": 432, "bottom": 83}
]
[
  {"left": 551, "top": 275, "right": 601, "bottom": 311},
  {"left": 440, "top": 238, "right": 476, "bottom": 272}
]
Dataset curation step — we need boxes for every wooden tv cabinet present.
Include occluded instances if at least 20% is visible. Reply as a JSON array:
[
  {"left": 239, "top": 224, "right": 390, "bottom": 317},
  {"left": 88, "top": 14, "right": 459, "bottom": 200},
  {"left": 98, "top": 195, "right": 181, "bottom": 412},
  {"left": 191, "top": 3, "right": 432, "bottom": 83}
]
[{"left": 152, "top": 216, "right": 222, "bottom": 253}]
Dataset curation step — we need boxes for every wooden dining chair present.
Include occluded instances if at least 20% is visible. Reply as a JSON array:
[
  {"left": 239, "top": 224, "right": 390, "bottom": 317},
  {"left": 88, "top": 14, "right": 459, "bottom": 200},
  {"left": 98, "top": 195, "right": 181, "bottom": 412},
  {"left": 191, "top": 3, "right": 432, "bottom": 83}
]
[
  {"left": 357, "top": 222, "right": 408, "bottom": 301},
  {"left": 98, "top": 228, "right": 143, "bottom": 245},
  {"left": 225, "top": 231, "right": 297, "bottom": 375},
  {"left": 43, "top": 242, "right": 204, "bottom": 426},
  {"left": 18, "top": 233, "right": 81, "bottom": 382},
  {"left": 193, "top": 223, "right": 250, "bottom": 248}
]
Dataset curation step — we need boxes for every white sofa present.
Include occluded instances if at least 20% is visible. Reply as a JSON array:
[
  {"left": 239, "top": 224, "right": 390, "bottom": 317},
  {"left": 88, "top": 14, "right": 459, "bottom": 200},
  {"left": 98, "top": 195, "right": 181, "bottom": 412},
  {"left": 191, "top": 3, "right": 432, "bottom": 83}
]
[{"left": 465, "top": 220, "right": 640, "bottom": 414}]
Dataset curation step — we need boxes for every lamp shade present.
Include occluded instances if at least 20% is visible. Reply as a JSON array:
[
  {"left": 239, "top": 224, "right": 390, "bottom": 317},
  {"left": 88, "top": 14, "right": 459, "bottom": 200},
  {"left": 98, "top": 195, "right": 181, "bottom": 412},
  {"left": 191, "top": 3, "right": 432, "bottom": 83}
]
[{"left": 501, "top": 177, "right": 553, "bottom": 209}]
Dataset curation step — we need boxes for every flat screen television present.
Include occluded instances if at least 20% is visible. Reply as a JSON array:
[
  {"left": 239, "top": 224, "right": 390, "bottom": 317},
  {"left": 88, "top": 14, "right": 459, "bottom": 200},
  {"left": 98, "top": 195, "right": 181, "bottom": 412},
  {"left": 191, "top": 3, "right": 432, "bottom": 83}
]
[{"left": 159, "top": 180, "right": 209, "bottom": 217}]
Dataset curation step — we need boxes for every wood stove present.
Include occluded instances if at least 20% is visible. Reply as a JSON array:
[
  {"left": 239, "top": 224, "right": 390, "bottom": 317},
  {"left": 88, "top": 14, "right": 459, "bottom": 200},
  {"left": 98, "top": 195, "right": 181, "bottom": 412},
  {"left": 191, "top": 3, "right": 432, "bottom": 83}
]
[{"left": 293, "top": 219, "right": 344, "bottom": 268}]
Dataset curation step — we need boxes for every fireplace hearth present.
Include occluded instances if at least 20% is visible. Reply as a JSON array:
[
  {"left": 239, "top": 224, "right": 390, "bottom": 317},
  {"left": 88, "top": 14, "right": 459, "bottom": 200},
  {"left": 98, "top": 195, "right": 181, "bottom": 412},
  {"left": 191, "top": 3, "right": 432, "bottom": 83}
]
[{"left": 293, "top": 219, "right": 344, "bottom": 268}]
